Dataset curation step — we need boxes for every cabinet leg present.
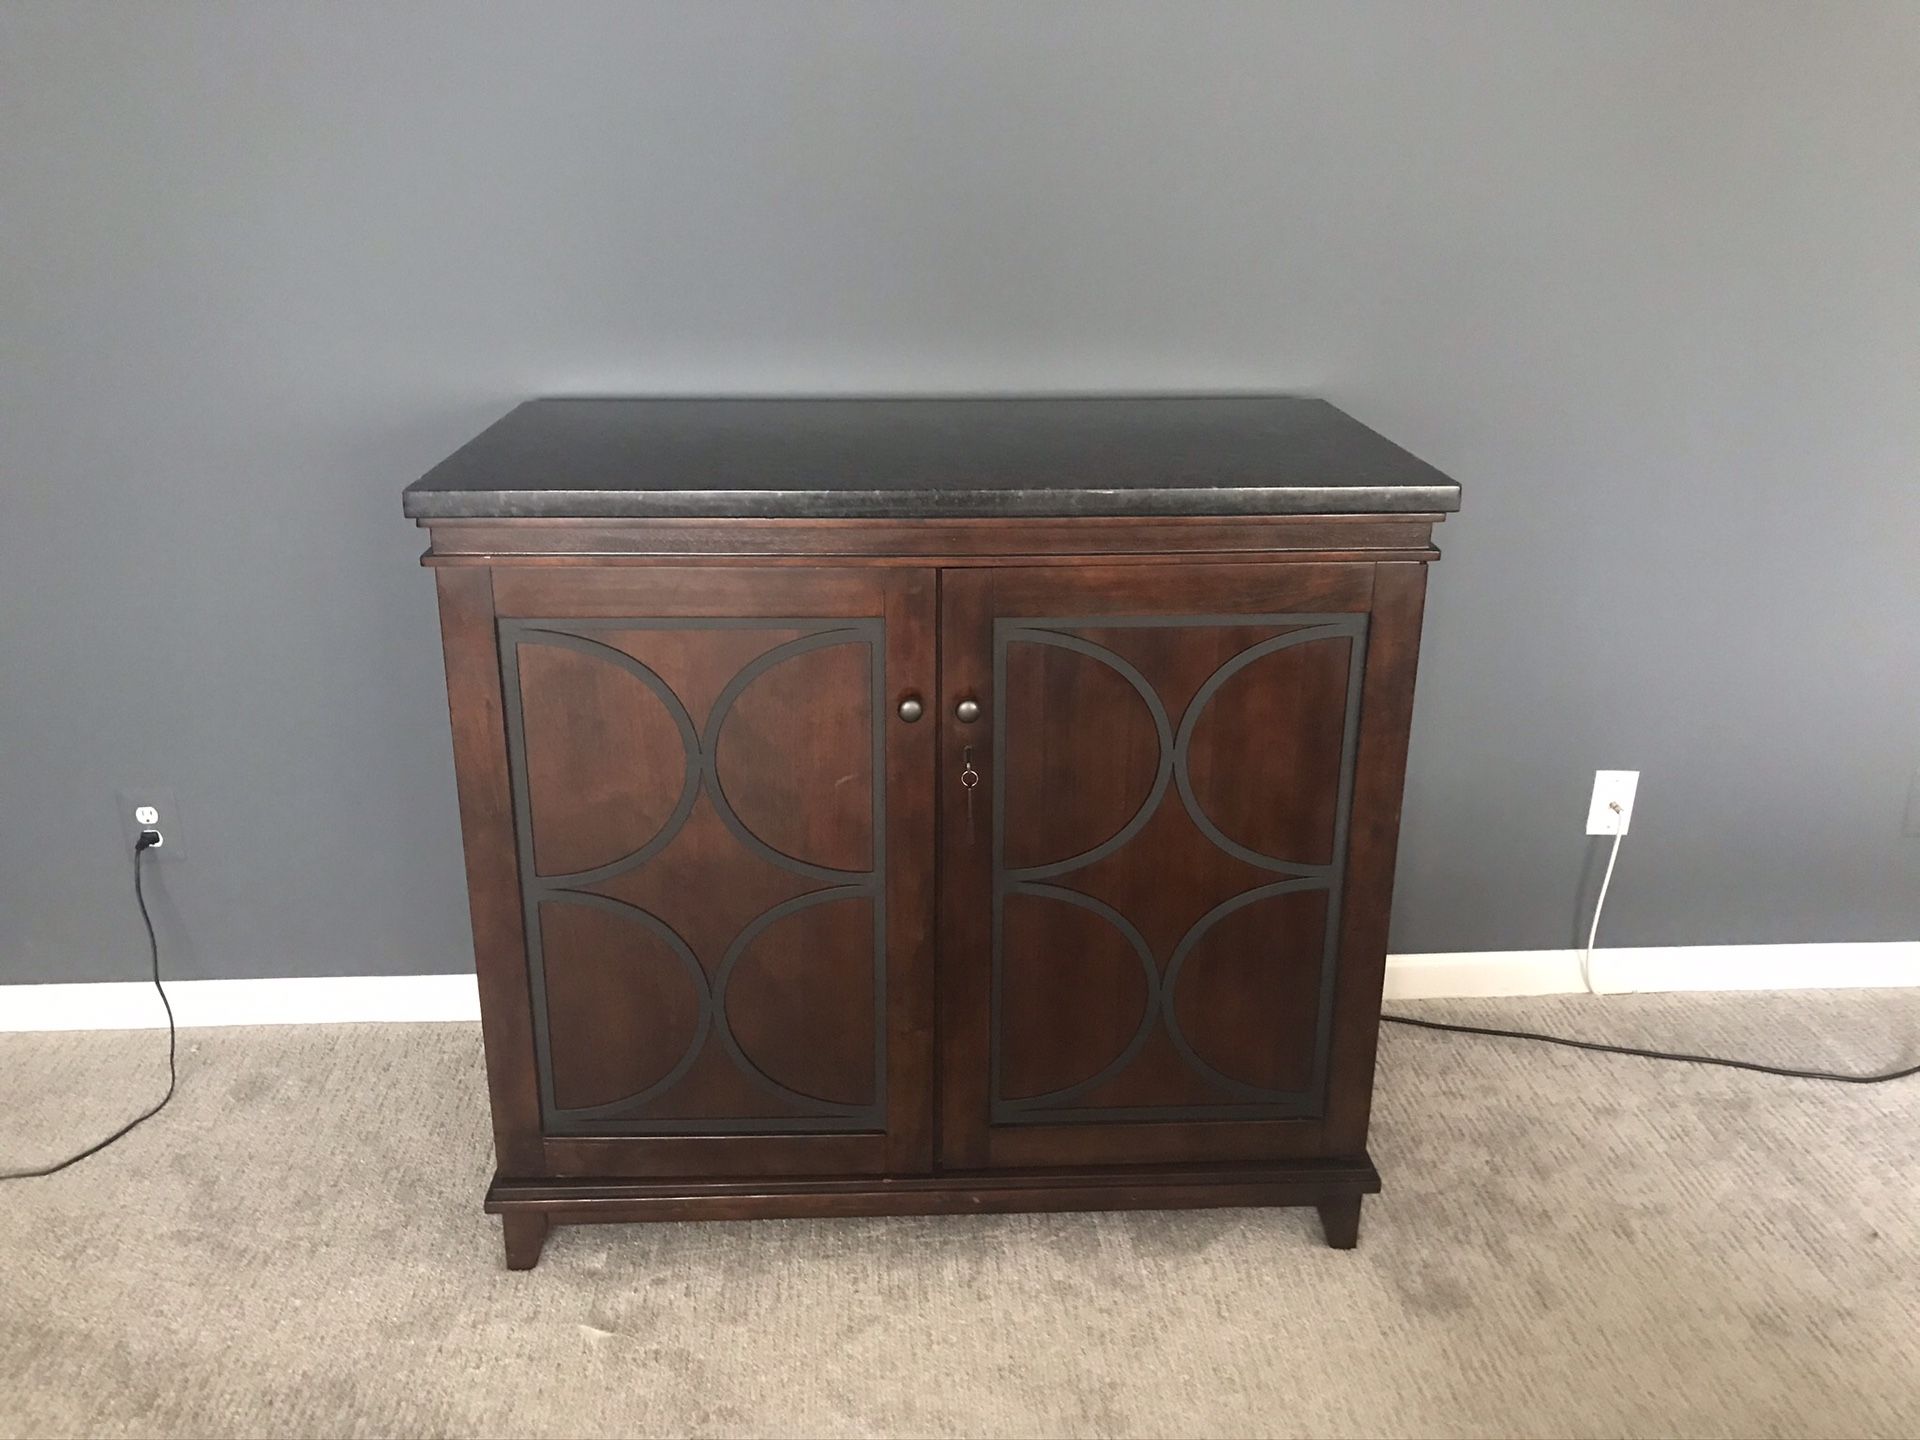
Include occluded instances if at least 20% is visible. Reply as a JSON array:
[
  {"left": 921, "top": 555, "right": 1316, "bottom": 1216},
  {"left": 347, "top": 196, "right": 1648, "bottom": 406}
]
[
  {"left": 500, "top": 1212, "right": 549, "bottom": 1270},
  {"left": 1317, "top": 1195, "right": 1362, "bottom": 1250}
]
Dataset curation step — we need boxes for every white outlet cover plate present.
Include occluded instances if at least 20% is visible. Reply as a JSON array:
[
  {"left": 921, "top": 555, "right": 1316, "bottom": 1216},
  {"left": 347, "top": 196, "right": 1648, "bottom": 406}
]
[
  {"left": 116, "top": 785, "right": 184, "bottom": 859},
  {"left": 1586, "top": 770, "right": 1640, "bottom": 836}
]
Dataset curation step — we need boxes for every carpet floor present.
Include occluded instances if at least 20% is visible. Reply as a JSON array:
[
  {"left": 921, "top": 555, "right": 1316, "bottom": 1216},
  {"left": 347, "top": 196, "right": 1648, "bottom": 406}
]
[{"left": 1, "top": 989, "right": 1916, "bottom": 1439}]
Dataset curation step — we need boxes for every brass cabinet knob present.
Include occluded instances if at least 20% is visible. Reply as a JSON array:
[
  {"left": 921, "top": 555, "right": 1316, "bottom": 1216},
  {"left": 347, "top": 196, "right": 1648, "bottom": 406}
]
[
  {"left": 897, "top": 696, "right": 924, "bottom": 723},
  {"left": 954, "top": 698, "right": 981, "bottom": 723}
]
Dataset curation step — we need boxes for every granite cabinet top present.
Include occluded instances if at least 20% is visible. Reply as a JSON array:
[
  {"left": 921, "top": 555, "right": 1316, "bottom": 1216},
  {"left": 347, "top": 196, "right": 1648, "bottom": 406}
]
[{"left": 402, "top": 396, "right": 1462, "bottom": 521}]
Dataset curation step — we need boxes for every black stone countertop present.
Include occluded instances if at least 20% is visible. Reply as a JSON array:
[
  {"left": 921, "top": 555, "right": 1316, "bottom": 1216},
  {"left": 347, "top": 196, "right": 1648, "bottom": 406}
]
[{"left": 402, "top": 396, "right": 1462, "bottom": 520}]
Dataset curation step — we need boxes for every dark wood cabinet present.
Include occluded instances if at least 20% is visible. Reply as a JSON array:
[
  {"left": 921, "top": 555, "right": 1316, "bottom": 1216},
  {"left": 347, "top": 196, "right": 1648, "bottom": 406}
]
[{"left": 408, "top": 397, "right": 1459, "bottom": 1269}]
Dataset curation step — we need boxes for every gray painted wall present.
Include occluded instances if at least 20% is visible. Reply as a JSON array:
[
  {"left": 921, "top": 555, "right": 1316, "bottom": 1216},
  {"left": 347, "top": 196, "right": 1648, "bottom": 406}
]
[{"left": 3, "top": 2, "right": 1915, "bottom": 986}]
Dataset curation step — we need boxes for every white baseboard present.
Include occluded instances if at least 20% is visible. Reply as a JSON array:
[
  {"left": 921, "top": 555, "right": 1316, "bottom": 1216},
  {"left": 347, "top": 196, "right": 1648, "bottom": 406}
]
[
  {"left": 1382, "top": 941, "right": 1920, "bottom": 1000},
  {"left": 1, "top": 942, "right": 1915, "bottom": 1032},
  {"left": 0, "top": 974, "right": 482, "bottom": 1032}
]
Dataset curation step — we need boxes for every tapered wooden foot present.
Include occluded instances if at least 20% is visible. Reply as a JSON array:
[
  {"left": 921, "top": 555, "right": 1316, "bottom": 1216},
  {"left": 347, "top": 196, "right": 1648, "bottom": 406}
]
[
  {"left": 1317, "top": 1195, "right": 1362, "bottom": 1250},
  {"left": 501, "top": 1212, "right": 549, "bottom": 1270}
]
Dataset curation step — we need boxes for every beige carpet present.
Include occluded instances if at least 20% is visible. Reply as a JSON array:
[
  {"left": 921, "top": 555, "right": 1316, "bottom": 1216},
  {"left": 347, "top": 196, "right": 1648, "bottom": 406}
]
[{"left": 1, "top": 990, "right": 1916, "bottom": 1439}]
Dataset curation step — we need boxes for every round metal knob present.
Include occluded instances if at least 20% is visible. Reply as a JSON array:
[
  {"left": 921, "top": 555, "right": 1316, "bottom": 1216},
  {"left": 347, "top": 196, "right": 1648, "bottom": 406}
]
[
  {"left": 896, "top": 696, "right": 924, "bottom": 723},
  {"left": 954, "top": 698, "right": 981, "bottom": 723}
]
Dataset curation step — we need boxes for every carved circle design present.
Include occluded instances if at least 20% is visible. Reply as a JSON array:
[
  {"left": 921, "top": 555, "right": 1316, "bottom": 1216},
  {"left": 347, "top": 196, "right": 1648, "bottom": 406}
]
[
  {"left": 998, "top": 630, "right": 1174, "bottom": 882},
  {"left": 1172, "top": 625, "right": 1351, "bottom": 877},
  {"left": 505, "top": 619, "right": 887, "bottom": 1127},
  {"left": 988, "top": 614, "right": 1369, "bottom": 1119},
  {"left": 534, "top": 891, "right": 713, "bottom": 1120},
  {"left": 997, "top": 886, "right": 1155, "bottom": 1101},
  {"left": 704, "top": 629, "right": 875, "bottom": 883},
  {"left": 713, "top": 885, "right": 875, "bottom": 1115},
  {"left": 512, "top": 629, "right": 703, "bottom": 888},
  {"left": 996, "top": 883, "right": 1160, "bottom": 1111},
  {"left": 510, "top": 624, "right": 880, "bottom": 889},
  {"left": 1159, "top": 879, "right": 1324, "bottom": 1103},
  {"left": 712, "top": 634, "right": 874, "bottom": 874}
]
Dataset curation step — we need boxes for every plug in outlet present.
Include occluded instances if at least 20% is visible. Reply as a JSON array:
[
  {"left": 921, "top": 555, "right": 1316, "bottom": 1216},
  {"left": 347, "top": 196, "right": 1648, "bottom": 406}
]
[
  {"left": 1585, "top": 770, "right": 1639, "bottom": 836},
  {"left": 117, "top": 787, "right": 185, "bottom": 858}
]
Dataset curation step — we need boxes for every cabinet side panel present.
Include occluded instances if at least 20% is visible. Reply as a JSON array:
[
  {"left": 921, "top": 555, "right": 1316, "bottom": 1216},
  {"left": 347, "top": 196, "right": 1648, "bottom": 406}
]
[
  {"left": 1323, "top": 562, "right": 1430, "bottom": 1151},
  {"left": 433, "top": 566, "right": 543, "bottom": 1174}
]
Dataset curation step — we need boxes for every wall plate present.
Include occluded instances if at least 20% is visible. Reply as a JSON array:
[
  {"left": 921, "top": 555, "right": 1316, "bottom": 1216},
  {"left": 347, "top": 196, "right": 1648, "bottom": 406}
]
[
  {"left": 116, "top": 786, "right": 184, "bottom": 859},
  {"left": 1585, "top": 770, "right": 1639, "bottom": 836}
]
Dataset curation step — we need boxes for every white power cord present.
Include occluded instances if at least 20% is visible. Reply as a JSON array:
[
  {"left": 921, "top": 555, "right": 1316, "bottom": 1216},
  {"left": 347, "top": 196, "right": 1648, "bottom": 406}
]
[{"left": 1581, "top": 801, "right": 1624, "bottom": 995}]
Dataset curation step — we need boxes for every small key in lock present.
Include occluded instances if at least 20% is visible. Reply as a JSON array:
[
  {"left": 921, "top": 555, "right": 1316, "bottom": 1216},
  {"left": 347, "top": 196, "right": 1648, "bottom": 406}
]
[{"left": 959, "top": 745, "right": 980, "bottom": 841}]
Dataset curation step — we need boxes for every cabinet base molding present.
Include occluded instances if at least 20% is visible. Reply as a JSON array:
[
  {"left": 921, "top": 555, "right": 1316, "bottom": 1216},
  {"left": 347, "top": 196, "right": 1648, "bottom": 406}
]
[{"left": 485, "top": 1158, "right": 1380, "bottom": 1267}]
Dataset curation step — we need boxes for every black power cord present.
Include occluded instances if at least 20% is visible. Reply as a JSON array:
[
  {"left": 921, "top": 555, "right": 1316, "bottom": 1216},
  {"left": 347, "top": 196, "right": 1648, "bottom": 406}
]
[
  {"left": 1382, "top": 1011, "right": 1920, "bottom": 1084},
  {"left": 0, "top": 832, "right": 179, "bottom": 1180}
]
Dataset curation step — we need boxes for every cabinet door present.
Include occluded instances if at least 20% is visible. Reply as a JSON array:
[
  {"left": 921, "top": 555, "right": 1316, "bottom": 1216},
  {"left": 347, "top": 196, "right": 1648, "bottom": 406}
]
[
  {"left": 478, "top": 566, "right": 936, "bottom": 1179},
  {"left": 937, "top": 563, "right": 1425, "bottom": 1170}
]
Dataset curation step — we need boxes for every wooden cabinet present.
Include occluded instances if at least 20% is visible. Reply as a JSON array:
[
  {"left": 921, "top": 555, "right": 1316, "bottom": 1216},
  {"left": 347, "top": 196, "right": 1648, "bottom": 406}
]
[{"left": 409, "top": 397, "right": 1459, "bottom": 1269}]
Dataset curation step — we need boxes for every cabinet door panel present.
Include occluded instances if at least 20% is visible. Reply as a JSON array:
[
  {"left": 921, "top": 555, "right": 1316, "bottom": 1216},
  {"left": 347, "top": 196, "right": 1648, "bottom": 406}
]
[
  {"left": 939, "top": 564, "right": 1399, "bottom": 1169},
  {"left": 491, "top": 567, "right": 935, "bottom": 1177}
]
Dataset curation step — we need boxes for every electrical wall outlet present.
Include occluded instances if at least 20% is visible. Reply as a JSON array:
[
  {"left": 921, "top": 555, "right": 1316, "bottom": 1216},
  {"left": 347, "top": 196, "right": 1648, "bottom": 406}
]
[
  {"left": 1585, "top": 770, "right": 1639, "bottom": 836},
  {"left": 116, "top": 786, "right": 184, "bottom": 858}
]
